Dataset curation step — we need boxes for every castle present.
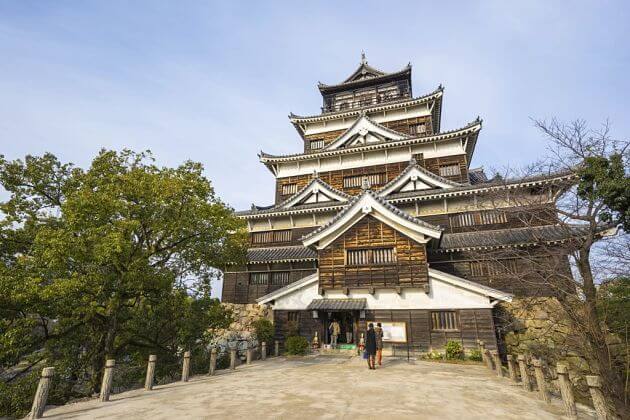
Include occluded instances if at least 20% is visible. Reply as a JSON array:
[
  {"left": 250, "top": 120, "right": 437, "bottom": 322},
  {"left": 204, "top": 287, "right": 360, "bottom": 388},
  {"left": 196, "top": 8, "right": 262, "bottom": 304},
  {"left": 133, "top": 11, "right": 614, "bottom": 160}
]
[{"left": 222, "top": 55, "right": 573, "bottom": 354}]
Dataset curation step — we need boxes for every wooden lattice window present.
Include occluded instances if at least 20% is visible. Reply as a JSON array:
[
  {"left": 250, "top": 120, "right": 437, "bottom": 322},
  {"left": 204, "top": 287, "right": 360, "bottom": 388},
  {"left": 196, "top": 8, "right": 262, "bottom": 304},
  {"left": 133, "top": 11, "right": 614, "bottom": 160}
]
[
  {"left": 249, "top": 272, "right": 269, "bottom": 285},
  {"left": 346, "top": 247, "right": 396, "bottom": 266},
  {"left": 439, "top": 164, "right": 461, "bottom": 177},
  {"left": 288, "top": 311, "right": 300, "bottom": 322},
  {"left": 450, "top": 211, "right": 508, "bottom": 228},
  {"left": 469, "top": 259, "right": 518, "bottom": 277},
  {"left": 431, "top": 311, "right": 459, "bottom": 331},
  {"left": 251, "top": 230, "right": 291, "bottom": 244},
  {"left": 310, "top": 139, "right": 325, "bottom": 150},
  {"left": 282, "top": 183, "right": 298, "bottom": 195},
  {"left": 270, "top": 271, "right": 290, "bottom": 285},
  {"left": 410, "top": 123, "right": 427, "bottom": 135},
  {"left": 343, "top": 173, "right": 385, "bottom": 188}
]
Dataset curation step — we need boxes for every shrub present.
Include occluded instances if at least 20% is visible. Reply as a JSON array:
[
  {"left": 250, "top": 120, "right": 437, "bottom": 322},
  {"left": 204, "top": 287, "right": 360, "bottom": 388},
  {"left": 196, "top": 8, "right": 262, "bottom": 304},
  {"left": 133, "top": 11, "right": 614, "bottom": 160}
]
[
  {"left": 445, "top": 340, "right": 464, "bottom": 360},
  {"left": 422, "top": 351, "right": 445, "bottom": 360},
  {"left": 285, "top": 336, "right": 309, "bottom": 355},
  {"left": 467, "top": 349, "right": 483, "bottom": 362},
  {"left": 252, "top": 318, "right": 274, "bottom": 346}
]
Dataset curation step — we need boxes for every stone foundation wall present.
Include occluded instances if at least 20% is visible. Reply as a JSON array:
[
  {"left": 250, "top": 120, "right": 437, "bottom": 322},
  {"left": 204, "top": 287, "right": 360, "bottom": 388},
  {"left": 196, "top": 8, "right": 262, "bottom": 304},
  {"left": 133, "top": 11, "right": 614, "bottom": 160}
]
[{"left": 209, "top": 303, "right": 271, "bottom": 360}]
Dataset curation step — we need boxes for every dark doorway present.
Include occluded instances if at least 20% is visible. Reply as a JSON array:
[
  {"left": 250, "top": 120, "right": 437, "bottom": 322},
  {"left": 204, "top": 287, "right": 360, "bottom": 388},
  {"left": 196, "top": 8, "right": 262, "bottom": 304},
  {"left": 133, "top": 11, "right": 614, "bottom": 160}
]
[{"left": 324, "top": 311, "right": 358, "bottom": 345}]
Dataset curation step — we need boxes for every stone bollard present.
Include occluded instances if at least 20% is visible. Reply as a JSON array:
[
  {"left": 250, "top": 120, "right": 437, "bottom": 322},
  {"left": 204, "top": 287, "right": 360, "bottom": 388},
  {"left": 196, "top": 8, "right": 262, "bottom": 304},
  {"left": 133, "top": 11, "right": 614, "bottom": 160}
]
[
  {"left": 491, "top": 351, "right": 503, "bottom": 377},
  {"left": 532, "top": 359, "right": 550, "bottom": 403},
  {"left": 181, "top": 351, "right": 191, "bottom": 382},
  {"left": 229, "top": 348, "right": 237, "bottom": 370},
  {"left": 274, "top": 340, "right": 280, "bottom": 357},
  {"left": 586, "top": 375, "right": 609, "bottom": 420},
  {"left": 29, "top": 367, "right": 54, "bottom": 419},
  {"left": 261, "top": 342, "right": 267, "bottom": 360},
  {"left": 556, "top": 364, "right": 577, "bottom": 419},
  {"left": 517, "top": 355, "right": 532, "bottom": 391},
  {"left": 479, "top": 340, "right": 487, "bottom": 364},
  {"left": 246, "top": 346, "right": 253, "bottom": 365},
  {"left": 506, "top": 355, "right": 518, "bottom": 382},
  {"left": 209, "top": 348, "right": 217, "bottom": 376},
  {"left": 484, "top": 350, "right": 494, "bottom": 370},
  {"left": 144, "top": 355, "right": 157, "bottom": 391},
  {"left": 99, "top": 359, "right": 115, "bottom": 402}
]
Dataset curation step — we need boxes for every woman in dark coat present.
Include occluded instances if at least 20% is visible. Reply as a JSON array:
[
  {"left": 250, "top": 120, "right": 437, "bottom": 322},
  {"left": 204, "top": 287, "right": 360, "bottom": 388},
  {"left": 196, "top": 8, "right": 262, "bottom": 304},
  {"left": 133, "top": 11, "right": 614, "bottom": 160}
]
[{"left": 365, "top": 323, "right": 377, "bottom": 369}]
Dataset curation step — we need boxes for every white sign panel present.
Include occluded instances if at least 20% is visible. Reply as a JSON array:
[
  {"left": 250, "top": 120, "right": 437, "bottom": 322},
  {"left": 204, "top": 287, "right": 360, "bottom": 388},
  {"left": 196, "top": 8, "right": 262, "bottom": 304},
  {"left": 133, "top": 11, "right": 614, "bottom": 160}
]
[{"left": 380, "top": 322, "right": 407, "bottom": 343}]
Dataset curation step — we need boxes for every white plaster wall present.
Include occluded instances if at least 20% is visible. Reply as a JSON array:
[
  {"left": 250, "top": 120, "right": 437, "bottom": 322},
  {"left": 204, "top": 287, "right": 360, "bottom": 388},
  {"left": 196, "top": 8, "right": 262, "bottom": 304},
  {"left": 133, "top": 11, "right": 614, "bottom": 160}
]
[{"left": 271, "top": 276, "right": 493, "bottom": 310}]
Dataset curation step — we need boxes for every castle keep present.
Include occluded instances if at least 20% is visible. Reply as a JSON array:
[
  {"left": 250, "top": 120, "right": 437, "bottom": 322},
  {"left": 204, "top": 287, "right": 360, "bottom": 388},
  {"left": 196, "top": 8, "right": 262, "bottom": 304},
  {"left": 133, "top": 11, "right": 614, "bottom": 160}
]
[{"left": 223, "top": 56, "right": 574, "bottom": 354}]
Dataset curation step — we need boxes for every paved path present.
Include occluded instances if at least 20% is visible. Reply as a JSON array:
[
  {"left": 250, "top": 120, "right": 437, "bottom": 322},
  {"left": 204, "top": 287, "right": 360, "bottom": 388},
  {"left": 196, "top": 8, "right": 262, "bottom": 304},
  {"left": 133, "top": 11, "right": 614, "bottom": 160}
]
[{"left": 42, "top": 356, "right": 595, "bottom": 419}]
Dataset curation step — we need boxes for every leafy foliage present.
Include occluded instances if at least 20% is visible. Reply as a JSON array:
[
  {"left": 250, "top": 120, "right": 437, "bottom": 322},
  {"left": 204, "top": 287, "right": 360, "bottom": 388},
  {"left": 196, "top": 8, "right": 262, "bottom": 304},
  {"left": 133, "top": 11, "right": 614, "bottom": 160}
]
[
  {"left": 445, "top": 340, "right": 464, "bottom": 360},
  {"left": 252, "top": 319, "right": 274, "bottom": 345},
  {"left": 467, "top": 349, "right": 483, "bottom": 362},
  {"left": 0, "top": 150, "right": 246, "bottom": 417},
  {"left": 285, "top": 336, "right": 309, "bottom": 355},
  {"left": 598, "top": 277, "right": 630, "bottom": 337}
]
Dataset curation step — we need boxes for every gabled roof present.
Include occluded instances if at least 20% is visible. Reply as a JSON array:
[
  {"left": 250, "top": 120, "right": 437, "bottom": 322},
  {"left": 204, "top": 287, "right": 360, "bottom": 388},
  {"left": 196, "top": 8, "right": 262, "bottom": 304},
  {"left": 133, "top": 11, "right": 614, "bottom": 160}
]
[
  {"left": 278, "top": 177, "right": 351, "bottom": 209},
  {"left": 260, "top": 118, "right": 482, "bottom": 165},
  {"left": 256, "top": 272, "right": 319, "bottom": 304},
  {"left": 302, "top": 189, "right": 442, "bottom": 249},
  {"left": 317, "top": 58, "right": 412, "bottom": 94},
  {"left": 428, "top": 268, "right": 512, "bottom": 302},
  {"left": 323, "top": 113, "right": 410, "bottom": 151},
  {"left": 378, "top": 158, "right": 463, "bottom": 196}
]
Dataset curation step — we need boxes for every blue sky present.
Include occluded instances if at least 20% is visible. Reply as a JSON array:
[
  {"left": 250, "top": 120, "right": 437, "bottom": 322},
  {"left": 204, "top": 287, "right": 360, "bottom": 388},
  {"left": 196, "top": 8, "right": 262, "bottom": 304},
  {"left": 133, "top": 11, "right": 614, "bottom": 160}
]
[{"left": 1, "top": 0, "right": 629, "bottom": 212}]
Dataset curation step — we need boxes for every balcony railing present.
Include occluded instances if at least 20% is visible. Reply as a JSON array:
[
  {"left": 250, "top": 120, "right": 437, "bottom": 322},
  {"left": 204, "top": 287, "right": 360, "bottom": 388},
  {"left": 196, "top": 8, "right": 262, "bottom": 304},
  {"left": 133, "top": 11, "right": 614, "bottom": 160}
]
[{"left": 322, "top": 90, "right": 411, "bottom": 113}]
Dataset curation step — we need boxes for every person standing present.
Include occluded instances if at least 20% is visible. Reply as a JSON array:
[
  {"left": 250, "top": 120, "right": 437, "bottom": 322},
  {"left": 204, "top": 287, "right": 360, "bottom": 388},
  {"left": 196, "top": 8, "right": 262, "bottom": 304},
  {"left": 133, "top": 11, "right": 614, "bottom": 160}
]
[
  {"left": 329, "top": 319, "right": 340, "bottom": 349},
  {"left": 365, "top": 323, "right": 377, "bottom": 369},
  {"left": 375, "top": 322, "right": 384, "bottom": 366}
]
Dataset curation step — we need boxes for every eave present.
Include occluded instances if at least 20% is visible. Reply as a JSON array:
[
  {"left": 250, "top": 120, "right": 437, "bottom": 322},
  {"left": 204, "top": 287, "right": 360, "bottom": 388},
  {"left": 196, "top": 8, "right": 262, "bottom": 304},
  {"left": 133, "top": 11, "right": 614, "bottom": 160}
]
[{"left": 317, "top": 64, "right": 412, "bottom": 94}]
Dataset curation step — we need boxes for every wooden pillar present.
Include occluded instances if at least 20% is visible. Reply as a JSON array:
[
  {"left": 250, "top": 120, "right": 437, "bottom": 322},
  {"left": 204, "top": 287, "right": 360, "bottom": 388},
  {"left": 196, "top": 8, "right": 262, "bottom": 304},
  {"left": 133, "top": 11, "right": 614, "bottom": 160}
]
[
  {"left": 491, "top": 351, "right": 503, "bottom": 377},
  {"left": 208, "top": 348, "right": 217, "bottom": 376},
  {"left": 29, "top": 367, "right": 54, "bottom": 419},
  {"left": 532, "top": 359, "right": 550, "bottom": 403},
  {"left": 261, "top": 342, "right": 267, "bottom": 360},
  {"left": 274, "top": 340, "right": 280, "bottom": 357},
  {"left": 99, "top": 359, "right": 115, "bottom": 402},
  {"left": 246, "top": 346, "right": 253, "bottom": 365},
  {"left": 144, "top": 355, "right": 157, "bottom": 391},
  {"left": 506, "top": 355, "right": 518, "bottom": 382},
  {"left": 556, "top": 364, "right": 577, "bottom": 419},
  {"left": 229, "top": 348, "right": 237, "bottom": 370},
  {"left": 517, "top": 355, "right": 532, "bottom": 391},
  {"left": 586, "top": 375, "right": 610, "bottom": 420},
  {"left": 484, "top": 350, "right": 494, "bottom": 370},
  {"left": 181, "top": 351, "right": 191, "bottom": 382}
]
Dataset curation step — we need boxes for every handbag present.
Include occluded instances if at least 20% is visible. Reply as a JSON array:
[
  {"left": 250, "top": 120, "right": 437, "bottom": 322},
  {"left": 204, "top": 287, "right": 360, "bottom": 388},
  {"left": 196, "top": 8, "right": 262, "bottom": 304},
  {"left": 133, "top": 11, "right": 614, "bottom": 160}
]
[{"left": 362, "top": 350, "right": 368, "bottom": 360}]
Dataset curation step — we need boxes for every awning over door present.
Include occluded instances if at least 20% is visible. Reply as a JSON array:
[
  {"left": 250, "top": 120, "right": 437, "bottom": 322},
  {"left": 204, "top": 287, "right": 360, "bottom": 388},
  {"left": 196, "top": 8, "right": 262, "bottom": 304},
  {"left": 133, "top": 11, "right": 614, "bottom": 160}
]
[{"left": 306, "top": 298, "right": 367, "bottom": 311}]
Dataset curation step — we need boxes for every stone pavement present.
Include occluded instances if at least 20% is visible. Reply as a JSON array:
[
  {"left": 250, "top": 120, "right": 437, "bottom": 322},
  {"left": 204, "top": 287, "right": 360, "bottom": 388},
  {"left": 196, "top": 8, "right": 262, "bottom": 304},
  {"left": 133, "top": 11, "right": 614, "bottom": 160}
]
[{"left": 41, "top": 356, "right": 596, "bottom": 419}]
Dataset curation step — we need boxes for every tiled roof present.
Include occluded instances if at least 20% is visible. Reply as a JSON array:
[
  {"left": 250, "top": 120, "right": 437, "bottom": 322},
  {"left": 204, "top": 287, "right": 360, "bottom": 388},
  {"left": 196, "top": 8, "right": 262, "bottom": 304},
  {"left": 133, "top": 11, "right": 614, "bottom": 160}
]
[
  {"left": 301, "top": 189, "right": 443, "bottom": 243},
  {"left": 378, "top": 158, "right": 463, "bottom": 194},
  {"left": 439, "top": 225, "right": 590, "bottom": 251},
  {"left": 306, "top": 298, "right": 367, "bottom": 310},
  {"left": 247, "top": 246, "right": 317, "bottom": 263},
  {"left": 468, "top": 167, "right": 488, "bottom": 185}
]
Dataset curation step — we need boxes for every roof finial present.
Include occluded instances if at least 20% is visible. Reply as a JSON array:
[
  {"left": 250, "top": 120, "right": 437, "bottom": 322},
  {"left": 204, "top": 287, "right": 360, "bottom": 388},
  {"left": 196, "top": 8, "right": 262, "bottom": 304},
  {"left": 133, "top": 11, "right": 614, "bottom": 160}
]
[
  {"left": 361, "top": 176, "right": 371, "bottom": 190},
  {"left": 312, "top": 169, "right": 319, "bottom": 179},
  {"left": 360, "top": 50, "right": 367, "bottom": 65}
]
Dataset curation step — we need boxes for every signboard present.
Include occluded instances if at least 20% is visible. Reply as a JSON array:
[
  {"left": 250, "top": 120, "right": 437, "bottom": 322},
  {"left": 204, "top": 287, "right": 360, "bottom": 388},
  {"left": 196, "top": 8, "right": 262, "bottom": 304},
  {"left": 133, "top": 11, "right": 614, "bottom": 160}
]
[{"left": 380, "top": 322, "right": 407, "bottom": 343}]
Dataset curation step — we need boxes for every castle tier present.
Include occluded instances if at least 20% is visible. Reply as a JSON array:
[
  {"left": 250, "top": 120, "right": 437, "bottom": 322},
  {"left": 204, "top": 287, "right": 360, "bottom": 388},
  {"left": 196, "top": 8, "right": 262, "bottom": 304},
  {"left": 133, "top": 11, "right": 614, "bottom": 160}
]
[{"left": 223, "top": 56, "right": 576, "bottom": 354}]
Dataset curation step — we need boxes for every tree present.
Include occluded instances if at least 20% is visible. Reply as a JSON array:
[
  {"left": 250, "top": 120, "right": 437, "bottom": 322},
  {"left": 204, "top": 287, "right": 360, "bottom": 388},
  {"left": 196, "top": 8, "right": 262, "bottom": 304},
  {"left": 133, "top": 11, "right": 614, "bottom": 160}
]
[
  {"left": 0, "top": 149, "right": 246, "bottom": 416},
  {"left": 471, "top": 119, "right": 628, "bottom": 416}
]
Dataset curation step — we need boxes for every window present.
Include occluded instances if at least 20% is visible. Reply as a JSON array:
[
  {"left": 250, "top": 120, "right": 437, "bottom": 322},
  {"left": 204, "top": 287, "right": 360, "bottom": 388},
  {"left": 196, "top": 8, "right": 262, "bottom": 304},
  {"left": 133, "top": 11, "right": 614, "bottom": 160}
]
[
  {"left": 282, "top": 183, "right": 298, "bottom": 195},
  {"left": 249, "top": 272, "right": 269, "bottom": 285},
  {"left": 310, "top": 139, "right": 325, "bottom": 150},
  {"left": 270, "top": 271, "right": 290, "bottom": 285},
  {"left": 431, "top": 311, "right": 459, "bottom": 331},
  {"left": 449, "top": 211, "right": 508, "bottom": 228},
  {"left": 288, "top": 311, "right": 299, "bottom": 322},
  {"left": 439, "top": 164, "right": 461, "bottom": 177},
  {"left": 469, "top": 259, "right": 518, "bottom": 277},
  {"left": 410, "top": 123, "right": 427, "bottom": 135},
  {"left": 346, "top": 248, "right": 396, "bottom": 266},
  {"left": 343, "top": 173, "right": 385, "bottom": 189},
  {"left": 251, "top": 230, "right": 292, "bottom": 244}
]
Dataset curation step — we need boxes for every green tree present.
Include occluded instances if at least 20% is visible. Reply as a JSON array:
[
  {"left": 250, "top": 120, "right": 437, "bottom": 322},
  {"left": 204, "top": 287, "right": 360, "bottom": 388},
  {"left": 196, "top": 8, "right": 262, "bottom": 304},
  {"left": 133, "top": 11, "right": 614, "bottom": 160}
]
[{"left": 0, "top": 150, "right": 246, "bottom": 416}]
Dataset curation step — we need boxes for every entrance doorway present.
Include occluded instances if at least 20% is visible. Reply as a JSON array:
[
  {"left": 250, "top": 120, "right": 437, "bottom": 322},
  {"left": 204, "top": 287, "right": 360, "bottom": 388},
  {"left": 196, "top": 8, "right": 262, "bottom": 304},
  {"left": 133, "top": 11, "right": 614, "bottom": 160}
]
[{"left": 324, "top": 311, "right": 358, "bottom": 345}]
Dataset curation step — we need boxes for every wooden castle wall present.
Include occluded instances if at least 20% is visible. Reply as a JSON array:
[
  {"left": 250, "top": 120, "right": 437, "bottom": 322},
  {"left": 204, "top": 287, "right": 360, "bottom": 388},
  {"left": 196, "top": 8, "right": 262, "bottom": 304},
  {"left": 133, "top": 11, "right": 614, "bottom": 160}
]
[{"left": 318, "top": 215, "right": 429, "bottom": 290}]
